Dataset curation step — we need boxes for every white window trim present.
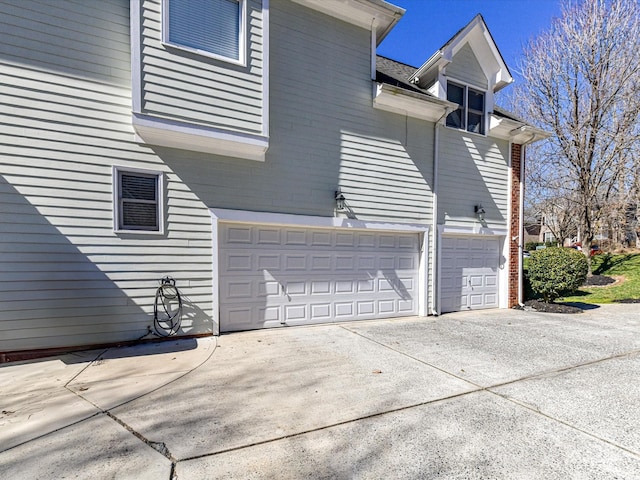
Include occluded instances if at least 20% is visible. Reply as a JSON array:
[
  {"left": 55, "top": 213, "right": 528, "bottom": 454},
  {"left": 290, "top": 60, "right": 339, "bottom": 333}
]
[
  {"left": 445, "top": 80, "right": 487, "bottom": 137},
  {"left": 113, "top": 166, "right": 165, "bottom": 235},
  {"left": 161, "top": 0, "right": 247, "bottom": 66}
]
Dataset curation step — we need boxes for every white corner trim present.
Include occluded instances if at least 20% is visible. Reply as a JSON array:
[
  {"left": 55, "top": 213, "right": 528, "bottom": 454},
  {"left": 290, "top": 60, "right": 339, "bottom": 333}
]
[
  {"left": 130, "top": 0, "right": 142, "bottom": 114},
  {"left": 418, "top": 231, "right": 429, "bottom": 317},
  {"left": 262, "top": 0, "right": 270, "bottom": 139},
  {"left": 210, "top": 216, "right": 221, "bottom": 336},
  {"left": 133, "top": 113, "right": 269, "bottom": 161}
]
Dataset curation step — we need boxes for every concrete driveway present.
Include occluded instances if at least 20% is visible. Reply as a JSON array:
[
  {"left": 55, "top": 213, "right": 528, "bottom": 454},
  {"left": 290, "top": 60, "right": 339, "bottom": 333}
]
[{"left": 1, "top": 304, "right": 640, "bottom": 479}]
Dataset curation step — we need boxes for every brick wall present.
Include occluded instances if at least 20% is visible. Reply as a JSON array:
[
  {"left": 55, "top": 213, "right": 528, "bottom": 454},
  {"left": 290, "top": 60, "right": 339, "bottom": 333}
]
[{"left": 508, "top": 143, "right": 523, "bottom": 307}]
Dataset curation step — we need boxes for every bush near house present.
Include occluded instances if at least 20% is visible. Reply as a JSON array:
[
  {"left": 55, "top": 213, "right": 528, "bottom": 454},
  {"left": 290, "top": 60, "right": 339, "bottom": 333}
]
[{"left": 528, "top": 247, "right": 589, "bottom": 302}]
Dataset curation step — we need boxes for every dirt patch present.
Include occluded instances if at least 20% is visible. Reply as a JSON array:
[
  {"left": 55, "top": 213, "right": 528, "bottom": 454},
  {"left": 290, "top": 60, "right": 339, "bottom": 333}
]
[
  {"left": 521, "top": 299, "right": 583, "bottom": 314},
  {"left": 615, "top": 298, "right": 640, "bottom": 304},
  {"left": 583, "top": 275, "right": 617, "bottom": 287}
]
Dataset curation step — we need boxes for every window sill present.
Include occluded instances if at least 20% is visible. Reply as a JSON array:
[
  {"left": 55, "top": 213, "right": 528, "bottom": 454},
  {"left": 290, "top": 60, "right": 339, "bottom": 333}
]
[
  {"left": 161, "top": 41, "right": 246, "bottom": 67},
  {"left": 132, "top": 112, "right": 269, "bottom": 162},
  {"left": 114, "top": 228, "right": 165, "bottom": 235}
]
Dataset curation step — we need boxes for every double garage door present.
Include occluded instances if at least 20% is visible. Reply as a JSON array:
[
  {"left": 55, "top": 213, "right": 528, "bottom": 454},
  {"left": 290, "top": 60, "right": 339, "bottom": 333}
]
[
  {"left": 440, "top": 235, "right": 500, "bottom": 313},
  {"left": 219, "top": 223, "right": 420, "bottom": 332}
]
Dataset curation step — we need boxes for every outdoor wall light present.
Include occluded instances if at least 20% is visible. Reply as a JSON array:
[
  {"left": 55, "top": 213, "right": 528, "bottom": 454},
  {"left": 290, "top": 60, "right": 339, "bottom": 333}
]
[
  {"left": 475, "top": 205, "right": 486, "bottom": 221},
  {"left": 335, "top": 190, "right": 346, "bottom": 211}
]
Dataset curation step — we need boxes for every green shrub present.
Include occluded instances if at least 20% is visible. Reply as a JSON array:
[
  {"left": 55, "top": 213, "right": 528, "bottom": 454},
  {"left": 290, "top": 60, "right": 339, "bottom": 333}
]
[
  {"left": 528, "top": 247, "right": 588, "bottom": 302},
  {"left": 525, "top": 241, "right": 542, "bottom": 251}
]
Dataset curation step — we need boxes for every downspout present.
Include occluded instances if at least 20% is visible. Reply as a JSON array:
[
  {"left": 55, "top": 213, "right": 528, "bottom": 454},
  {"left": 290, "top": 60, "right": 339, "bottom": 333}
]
[
  {"left": 518, "top": 144, "right": 525, "bottom": 305},
  {"left": 431, "top": 107, "right": 453, "bottom": 316},
  {"left": 431, "top": 121, "right": 440, "bottom": 316}
]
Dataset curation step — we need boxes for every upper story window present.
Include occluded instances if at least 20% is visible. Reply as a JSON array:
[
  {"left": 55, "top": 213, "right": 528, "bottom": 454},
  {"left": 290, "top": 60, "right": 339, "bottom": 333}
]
[
  {"left": 114, "top": 167, "right": 164, "bottom": 234},
  {"left": 164, "top": 0, "right": 245, "bottom": 64},
  {"left": 446, "top": 81, "right": 485, "bottom": 135}
]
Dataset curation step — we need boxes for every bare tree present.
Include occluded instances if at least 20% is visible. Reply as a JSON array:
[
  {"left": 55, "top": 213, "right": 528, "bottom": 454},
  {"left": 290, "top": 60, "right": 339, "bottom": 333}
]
[{"left": 512, "top": 0, "right": 640, "bottom": 273}]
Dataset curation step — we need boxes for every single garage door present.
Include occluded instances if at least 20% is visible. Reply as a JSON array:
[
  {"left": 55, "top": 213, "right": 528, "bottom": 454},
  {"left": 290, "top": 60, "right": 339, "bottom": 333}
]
[
  {"left": 440, "top": 235, "right": 499, "bottom": 313},
  {"left": 219, "top": 223, "right": 420, "bottom": 332}
]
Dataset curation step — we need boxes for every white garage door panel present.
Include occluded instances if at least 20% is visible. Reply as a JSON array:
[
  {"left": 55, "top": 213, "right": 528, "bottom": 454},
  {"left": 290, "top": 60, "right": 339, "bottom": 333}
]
[
  {"left": 219, "top": 224, "right": 420, "bottom": 331},
  {"left": 441, "top": 235, "right": 499, "bottom": 313}
]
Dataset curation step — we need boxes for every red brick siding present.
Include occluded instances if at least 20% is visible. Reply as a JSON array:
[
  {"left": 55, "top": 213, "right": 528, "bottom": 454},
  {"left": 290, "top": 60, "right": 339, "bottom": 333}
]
[{"left": 508, "top": 144, "right": 523, "bottom": 307}]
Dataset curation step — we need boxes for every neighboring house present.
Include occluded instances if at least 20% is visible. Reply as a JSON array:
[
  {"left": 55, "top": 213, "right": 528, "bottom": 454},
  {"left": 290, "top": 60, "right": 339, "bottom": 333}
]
[
  {"left": 0, "top": 0, "right": 547, "bottom": 358},
  {"left": 523, "top": 223, "right": 541, "bottom": 246}
]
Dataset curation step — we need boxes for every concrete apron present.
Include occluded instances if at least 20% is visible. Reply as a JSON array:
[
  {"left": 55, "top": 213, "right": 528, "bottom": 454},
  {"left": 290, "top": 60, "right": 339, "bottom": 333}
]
[{"left": 1, "top": 304, "right": 639, "bottom": 479}]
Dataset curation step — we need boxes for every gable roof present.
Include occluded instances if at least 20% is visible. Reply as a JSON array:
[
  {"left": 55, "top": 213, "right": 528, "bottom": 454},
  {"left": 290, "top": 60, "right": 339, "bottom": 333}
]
[
  {"left": 375, "top": 57, "right": 549, "bottom": 144},
  {"left": 409, "top": 14, "right": 513, "bottom": 93}
]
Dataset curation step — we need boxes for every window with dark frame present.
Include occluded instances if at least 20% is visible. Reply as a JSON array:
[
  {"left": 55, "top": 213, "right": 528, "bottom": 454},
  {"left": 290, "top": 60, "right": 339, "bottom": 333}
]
[
  {"left": 116, "top": 170, "right": 161, "bottom": 232},
  {"left": 166, "top": 0, "right": 243, "bottom": 63},
  {"left": 446, "top": 81, "right": 485, "bottom": 135}
]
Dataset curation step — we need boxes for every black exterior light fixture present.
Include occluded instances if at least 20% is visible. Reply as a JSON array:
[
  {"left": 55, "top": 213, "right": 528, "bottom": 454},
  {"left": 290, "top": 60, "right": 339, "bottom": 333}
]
[
  {"left": 335, "top": 190, "right": 346, "bottom": 211},
  {"left": 475, "top": 204, "right": 486, "bottom": 221}
]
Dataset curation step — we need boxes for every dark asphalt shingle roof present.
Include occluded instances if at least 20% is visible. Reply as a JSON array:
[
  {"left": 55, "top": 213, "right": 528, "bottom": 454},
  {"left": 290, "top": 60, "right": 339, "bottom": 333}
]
[{"left": 375, "top": 55, "right": 430, "bottom": 95}]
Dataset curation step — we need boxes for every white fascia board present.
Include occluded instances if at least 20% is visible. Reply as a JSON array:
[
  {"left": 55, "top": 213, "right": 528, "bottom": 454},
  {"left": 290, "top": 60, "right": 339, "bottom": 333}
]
[
  {"left": 373, "top": 83, "right": 456, "bottom": 122},
  {"left": 210, "top": 208, "right": 430, "bottom": 233},
  {"left": 291, "top": 0, "right": 404, "bottom": 44},
  {"left": 489, "top": 115, "right": 550, "bottom": 144},
  {"left": 410, "top": 51, "right": 447, "bottom": 86},
  {"left": 133, "top": 113, "right": 269, "bottom": 161}
]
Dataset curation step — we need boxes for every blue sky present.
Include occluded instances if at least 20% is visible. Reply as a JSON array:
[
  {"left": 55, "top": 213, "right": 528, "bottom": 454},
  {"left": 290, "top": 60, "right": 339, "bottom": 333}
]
[{"left": 377, "top": 0, "right": 563, "bottom": 76}]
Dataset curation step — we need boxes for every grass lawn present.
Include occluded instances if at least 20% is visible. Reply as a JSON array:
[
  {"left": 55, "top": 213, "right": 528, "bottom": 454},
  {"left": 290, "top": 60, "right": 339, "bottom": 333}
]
[{"left": 559, "top": 253, "right": 640, "bottom": 304}]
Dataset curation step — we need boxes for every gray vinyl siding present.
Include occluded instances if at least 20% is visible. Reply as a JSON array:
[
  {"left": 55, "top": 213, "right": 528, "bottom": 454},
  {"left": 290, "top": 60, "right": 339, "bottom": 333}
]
[
  {"left": 437, "top": 127, "right": 510, "bottom": 228},
  {"left": 1, "top": 0, "right": 520, "bottom": 351},
  {"left": 0, "top": 0, "right": 213, "bottom": 352},
  {"left": 446, "top": 43, "right": 488, "bottom": 90},
  {"left": 162, "top": 0, "right": 435, "bottom": 225},
  {"left": 139, "top": 0, "right": 265, "bottom": 135}
]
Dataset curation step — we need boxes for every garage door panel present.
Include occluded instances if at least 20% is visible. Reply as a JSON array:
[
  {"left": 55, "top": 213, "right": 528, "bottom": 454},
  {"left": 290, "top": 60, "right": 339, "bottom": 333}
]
[
  {"left": 221, "top": 251, "right": 417, "bottom": 274},
  {"left": 441, "top": 235, "right": 500, "bottom": 313},
  {"left": 222, "top": 227, "right": 418, "bottom": 251},
  {"left": 220, "top": 224, "right": 420, "bottom": 331}
]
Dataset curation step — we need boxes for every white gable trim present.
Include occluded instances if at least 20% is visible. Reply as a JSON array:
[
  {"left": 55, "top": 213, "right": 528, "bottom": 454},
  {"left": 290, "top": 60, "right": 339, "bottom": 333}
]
[{"left": 410, "top": 15, "right": 512, "bottom": 93}]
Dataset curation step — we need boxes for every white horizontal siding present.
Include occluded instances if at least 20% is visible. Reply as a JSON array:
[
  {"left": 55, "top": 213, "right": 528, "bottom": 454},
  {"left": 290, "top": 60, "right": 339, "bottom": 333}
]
[
  {"left": 0, "top": 0, "right": 214, "bottom": 352},
  {"left": 139, "top": 0, "right": 265, "bottom": 134},
  {"left": 437, "top": 127, "right": 509, "bottom": 228}
]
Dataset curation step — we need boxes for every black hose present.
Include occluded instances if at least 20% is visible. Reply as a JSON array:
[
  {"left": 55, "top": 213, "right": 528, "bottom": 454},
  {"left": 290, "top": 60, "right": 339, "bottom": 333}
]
[{"left": 153, "top": 276, "right": 183, "bottom": 336}]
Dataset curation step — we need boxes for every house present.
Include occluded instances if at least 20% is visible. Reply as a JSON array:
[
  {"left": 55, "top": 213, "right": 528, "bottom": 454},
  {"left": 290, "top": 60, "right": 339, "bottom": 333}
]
[{"left": 0, "top": 0, "right": 547, "bottom": 359}]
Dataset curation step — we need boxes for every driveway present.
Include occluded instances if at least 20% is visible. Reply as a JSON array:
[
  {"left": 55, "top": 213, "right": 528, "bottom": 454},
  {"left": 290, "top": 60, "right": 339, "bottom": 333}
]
[{"left": 1, "top": 304, "right": 640, "bottom": 479}]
